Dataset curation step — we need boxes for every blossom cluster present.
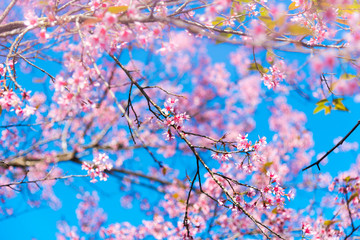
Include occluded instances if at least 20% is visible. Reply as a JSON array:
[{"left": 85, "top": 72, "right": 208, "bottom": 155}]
[
  {"left": 261, "top": 61, "right": 287, "bottom": 90},
  {"left": 0, "top": 89, "right": 36, "bottom": 118},
  {"left": 0, "top": 61, "right": 36, "bottom": 118},
  {"left": 162, "top": 98, "right": 190, "bottom": 141},
  {"left": 263, "top": 171, "right": 295, "bottom": 207},
  {"left": 237, "top": 133, "right": 267, "bottom": 151},
  {"left": 82, "top": 153, "right": 113, "bottom": 183}
]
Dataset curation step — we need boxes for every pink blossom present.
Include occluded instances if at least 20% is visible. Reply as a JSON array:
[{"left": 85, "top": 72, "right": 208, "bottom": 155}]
[
  {"left": 302, "top": 222, "right": 313, "bottom": 236},
  {"left": 24, "top": 12, "right": 38, "bottom": 27},
  {"left": 0, "top": 64, "right": 4, "bottom": 76},
  {"left": 82, "top": 153, "right": 113, "bottom": 183},
  {"left": 23, "top": 105, "right": 36, "bottom": 118},
  {"left": 0, "top": 90, "right": 21, "bottom": 110},
  {"left": 230, "top": 48, "right": 251, "bottom": 76},
  {"left": 38, "top": 29, "right": 49, "bottom": 43},
  {"left": 103, "top": 12, "right": 117, "bottom": 26},
  {"left": 267, "top": 171, "right": 280, "bottom": 183}
]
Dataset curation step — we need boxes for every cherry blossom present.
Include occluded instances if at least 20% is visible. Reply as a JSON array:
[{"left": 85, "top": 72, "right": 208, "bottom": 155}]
[{"left": 1, "top": 1, "right": 360, "bottom": 240}]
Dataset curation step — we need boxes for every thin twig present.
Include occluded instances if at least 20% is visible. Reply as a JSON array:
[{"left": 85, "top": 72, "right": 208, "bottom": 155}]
[{"left": 303, "top": 120, "right": 360, "bottom": 171}]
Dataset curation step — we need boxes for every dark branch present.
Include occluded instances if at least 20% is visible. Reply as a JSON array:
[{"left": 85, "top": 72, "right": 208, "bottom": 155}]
[{"left": 302, "top": 120, "right": 360, "bottom": 171}]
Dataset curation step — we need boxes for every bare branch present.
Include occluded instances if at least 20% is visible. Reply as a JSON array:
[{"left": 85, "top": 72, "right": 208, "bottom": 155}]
[{"left": 303, "top": 120, "right": 360, "bottom": 171}]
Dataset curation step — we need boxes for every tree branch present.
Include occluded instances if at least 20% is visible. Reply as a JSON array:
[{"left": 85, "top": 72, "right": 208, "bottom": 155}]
[{"left": 303, "top": 120, "right": 360, "bottom": 171}]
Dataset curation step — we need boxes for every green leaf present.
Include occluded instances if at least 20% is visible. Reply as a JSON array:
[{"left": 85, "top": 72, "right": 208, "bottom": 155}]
[{"left": 108, "top": 6, "right": 128, "bottom": 14}]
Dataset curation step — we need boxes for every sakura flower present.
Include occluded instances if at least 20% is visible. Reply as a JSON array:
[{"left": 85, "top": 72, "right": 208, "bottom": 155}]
[
  {"left": 242, "top": 163, "right": 256, "bottom": 173},
  {"left": 163, "top": 129, "right": 175, "bottom": 141},
  {"left": 286, "top": 189, "right": 296, "bottom": 200},
  {"left": 163, "top": 98, "right": 178, "bottom": 114},
  {"left": 237, "top": 133, "right": 248, "bottom": 142},
  {"left": 218, "top": 199, "right": 227, "bottom": 206},
  {"left": 24, "top": 12, "right": 38, "bottom": 27},
  {"left": 254, "top": 136, "right": 267, "bottom": 150},
  {"left": 262, "top": 61, "right": 287, "bottom": 89},
  {"left": 38, "top": 29, "right": 49, "bottom": 43},
  {"left": 23, "top": 105, "right": 36, "bottom": 118},
  {"left": 273, "top": 185, "right": 285, "bottom": 196},
  {"left": 211, "top": 152, "right": 220, "bottom": 160},
  {"left": 82, "top": 153, "right": 113, "bottom": 183},
  {"left": 220, "top": 153, "right": 232, "bottom": 161},
  {"left": 103, "top": 12, "right": 117, "bottom": 26},
  {"left": 0, "top": 90, "right": 21, "bottom": 110},
  {"left": 267, "top": 171, "right": 280, "bottom": 183},
  {"left": 237, "top": 133, "right": 250, "bottom": 150},
  {"left": 21, "top": 90, "right": 31, "bottom": 100},
  {"left": 302, "top": 222, "right": 313, "bottom": 236},
  {"left": 0, "top": 64, "right": 4, "bottom": 76}
]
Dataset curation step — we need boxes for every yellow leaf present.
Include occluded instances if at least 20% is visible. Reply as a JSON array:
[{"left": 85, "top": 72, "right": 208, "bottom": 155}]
[
  {"left": 348, "top": 192, "right": 359, "bottom": 203},
  {"left": 162, "top": 167, "right": 167, "bottom": 175},
  {"left": 249, "top": 63, "right": 268, "bottom": 73},
  {"left": 333, "top": 98, "right": 349, "bottom": 111},
  {"left": 334, "top": 102, "right": 349, "bottom": 111},
  {"left": 272, "top": 207, "right": 278, "bottom": 214},
  {"left": 313, "top": 104, "right": 326, "bottom": 114},
  {"left": 287, "top": 24, "right": 312, "bottom": 35},
  {"left": 38, "top": 0, "right": 49, "bottom": 5},
  {"left": 339, "top": 3, "right": 360, "bottom": 14},
  {"left": 215, "top": 31, "right": 233, "bottom": 44},
  {"left": 261, "top": 161, "right": 273, "bottom": 173},
  {"left": 336, "top": 19, "right": 349, "bottom": 26},
  {"left": 276, "top": 15, "right": 287, "bottom": 26},
  {"left": 324, "top": 106, "right": 331, "bottom": 115},
  {"left": 344, "top": 176, "right": 351, "bottom": 183},
  {"left": 288, "top": 2, "right": 299, "bottom": 10},
  {"left": 316, "top": 98, "right": 329, "bottom": 106},
  {"left": 324, "top": 220, "right": 340, "bottom": 226},
  {"left": 108, "top": 5, "right": 128, "bottom": 14},
  {"left": 81, "top": 18, "right": 101, "bottom": 26},
  {"left": 340, "top": 73, "right": 356, "bottom": 80},
  {"left": 259, "top": 16, "right": 276, "bottom": 30},
  {"left": 212, "top": 17, "right": 225, "bottom": 27}
]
